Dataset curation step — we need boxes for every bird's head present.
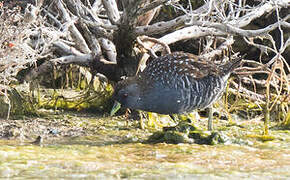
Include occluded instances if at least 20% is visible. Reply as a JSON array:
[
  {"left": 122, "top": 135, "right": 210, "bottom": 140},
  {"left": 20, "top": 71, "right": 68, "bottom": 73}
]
[{"left": 110, "top": 78, "right": 141, "bottom": 115}]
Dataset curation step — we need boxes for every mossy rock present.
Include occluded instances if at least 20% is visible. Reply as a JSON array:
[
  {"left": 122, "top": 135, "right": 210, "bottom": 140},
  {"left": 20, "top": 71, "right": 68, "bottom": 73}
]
[{"left": 147, "top": 121, "right": 231, "bottom": 145}]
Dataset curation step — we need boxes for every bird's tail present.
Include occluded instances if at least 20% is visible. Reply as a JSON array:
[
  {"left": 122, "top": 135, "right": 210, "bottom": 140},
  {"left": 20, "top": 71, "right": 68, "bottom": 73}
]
[{"left": 220, "top": 54, "right": 245, "bottom": 75}]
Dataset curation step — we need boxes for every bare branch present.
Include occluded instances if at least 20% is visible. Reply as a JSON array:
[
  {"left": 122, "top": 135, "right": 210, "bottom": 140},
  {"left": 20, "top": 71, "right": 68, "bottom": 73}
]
[
  {"left": 199, "top": 36, "right": 234, "bottom": 60},
  {"left": 53, "top": 41, "right": 83, "bottom": 56},
  {"left": 140, "top": 36, "right": 171, "bottom": 54},
  {"left": 99, "top": 38, "right": 117, "bottom": 64},
  {"left": 150, "top": 1, "right": 289, "bottom": 53},
  {"left": 23, "top": 4, "right": 39, "bottom": 24},
  {"left": 92, "top": 0, "right": 103, "bottom": 14},
  {"left": 134, "top": 0, "right": 213, "bottom": 36},
  {"left": 136, "top": 0, "right": 167, "bottom": 17},
  {"left": 136, "top": 37, "right": 158, "bottom": 58},
  {"left": 243, "top": 36, "right": 276, "bottom": 55},
  {"left": 82, "top": 19, "right": 115, "bottom": 40},
  {"left": 56, "top": 0, "right": 90, "bottom": 53},
  {"left": 52, "top": 54, "right": 93, "bottom": 65},
  {"left": 102, "top": 0, "right": 120, "bottom": 24},
  {"left": 25, "top": 54, "right": 93, "bottom": 82},
  {"left": 151, "top": 26, "right": 221, "bottom": 52},
  {"left": 134, "top": 15, "right": 186, "bottom": 36},
  {"left": 78, "top": 22, "right": 102, "bottom": 56},
  {"left": 188, "top": 15, "right": 290, "bottom": 38},
  {"left": 230, "top": 81, "right": 265, "bottom": 102}
]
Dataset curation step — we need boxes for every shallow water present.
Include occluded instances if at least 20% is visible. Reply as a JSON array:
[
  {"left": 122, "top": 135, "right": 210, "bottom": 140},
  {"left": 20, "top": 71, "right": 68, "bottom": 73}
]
[{"left": 0, "top": 113, "right": 289, "bottom": 179}]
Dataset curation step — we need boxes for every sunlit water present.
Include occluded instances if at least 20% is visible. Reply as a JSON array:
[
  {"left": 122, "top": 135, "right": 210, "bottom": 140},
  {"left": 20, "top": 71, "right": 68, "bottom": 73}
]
[{"left": 0, "top": 114, "right": 289, "bottom": 179}]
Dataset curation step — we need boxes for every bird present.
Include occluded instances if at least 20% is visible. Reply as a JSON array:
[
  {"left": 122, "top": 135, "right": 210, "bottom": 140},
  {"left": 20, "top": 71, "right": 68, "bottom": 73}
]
[{"left": 111, "top": 52, "right": 243, "bottom": 130}]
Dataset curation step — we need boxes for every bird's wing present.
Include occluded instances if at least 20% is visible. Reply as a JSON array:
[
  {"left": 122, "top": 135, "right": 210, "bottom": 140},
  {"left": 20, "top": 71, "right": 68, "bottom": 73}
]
[{"left": 160, "top": 52, "right": 220, "bottom": 79}]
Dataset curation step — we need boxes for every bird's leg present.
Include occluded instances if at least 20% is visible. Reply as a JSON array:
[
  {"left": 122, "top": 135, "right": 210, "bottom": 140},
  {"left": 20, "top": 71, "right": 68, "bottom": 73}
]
[
  {"left": 208, "top": 106, "right": 213, "bottom": 131},
  {"left": 170, "top": 113, "right": 199, "bottom": 128},
  {"left": 139, "top": 111, "right": 146, "bottom": 129},
  {"left": 125, "top": 108, "right": 131, "bottom": 118},
  {"left": 169, "top": 114, "right": 178, "bottom": 123}
]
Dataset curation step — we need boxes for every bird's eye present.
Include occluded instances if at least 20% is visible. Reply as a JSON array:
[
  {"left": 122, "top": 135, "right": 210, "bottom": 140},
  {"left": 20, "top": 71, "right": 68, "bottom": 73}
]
[{"left": 123, "top": 93, "right": 128, "bottom": 98}]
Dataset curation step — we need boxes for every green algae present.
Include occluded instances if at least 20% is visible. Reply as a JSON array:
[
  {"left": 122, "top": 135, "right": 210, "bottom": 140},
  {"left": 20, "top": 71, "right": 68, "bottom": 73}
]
[
  {"left": 0, "top": 81, "right": 114, "bottom": 119},
  {"left": 0, "top": 111, "right": 290, "bottom": 179},
  {"left": 147, "top": 120, "right": 231, "bottom": 145}
]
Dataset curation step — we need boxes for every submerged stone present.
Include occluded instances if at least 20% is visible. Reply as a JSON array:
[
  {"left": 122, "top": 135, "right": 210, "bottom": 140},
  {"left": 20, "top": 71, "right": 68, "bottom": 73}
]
[{"left": 147, "top": 121, "right": 232, "bottom": 145}]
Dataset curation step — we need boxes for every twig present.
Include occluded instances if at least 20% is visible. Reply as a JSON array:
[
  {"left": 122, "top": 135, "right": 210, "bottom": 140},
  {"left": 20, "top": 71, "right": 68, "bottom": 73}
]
[
  {"left": 230, "top": 81, "right": 265, "bottom": 102},
  {"left": 140, "top": 36, "right": 171, "bottom": 54},
  {"left": 199, "top": 36, "right": 234, "bottom": 60}
]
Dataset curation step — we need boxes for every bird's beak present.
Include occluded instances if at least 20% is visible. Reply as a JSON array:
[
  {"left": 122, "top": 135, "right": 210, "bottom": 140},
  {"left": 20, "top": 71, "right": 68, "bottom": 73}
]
[{"left": 110, "top": 101, "right": 121, "bottom": 116}]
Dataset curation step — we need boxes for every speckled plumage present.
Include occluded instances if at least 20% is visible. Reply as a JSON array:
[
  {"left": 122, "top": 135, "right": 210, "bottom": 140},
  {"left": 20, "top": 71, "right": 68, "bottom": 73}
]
[{"left": 113, "top": 52, "right": 242, "bottom": 115}]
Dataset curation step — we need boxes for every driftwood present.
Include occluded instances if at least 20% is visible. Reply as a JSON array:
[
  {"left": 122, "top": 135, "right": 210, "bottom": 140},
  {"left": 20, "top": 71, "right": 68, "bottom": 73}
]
[
  {"left": 18, "top": 0, "right": 288, "bottom": 80},
  {"left": 0, "top": 0, "right": 289, "bottom": 121}
]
